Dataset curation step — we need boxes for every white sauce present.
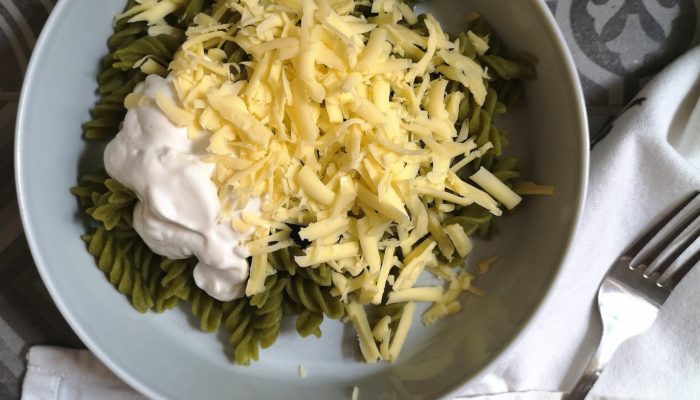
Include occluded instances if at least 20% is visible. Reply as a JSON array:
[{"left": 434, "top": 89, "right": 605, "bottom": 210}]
[{"left": 104, "top": 75, "right": 254, "bottom": 301}]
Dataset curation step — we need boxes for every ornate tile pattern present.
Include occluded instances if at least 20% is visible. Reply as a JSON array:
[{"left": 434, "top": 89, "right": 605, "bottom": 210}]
[{"left": 550, "top": 0, "right": 698, "bottom": 135}]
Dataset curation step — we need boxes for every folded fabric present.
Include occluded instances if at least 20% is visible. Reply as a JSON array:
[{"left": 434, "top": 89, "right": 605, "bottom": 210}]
[
  {"left": 22, "top": 346, "right": 146, "bottom": 400},
  {"left": 459, "top": 45, "right": 700, "bottom": 399}
]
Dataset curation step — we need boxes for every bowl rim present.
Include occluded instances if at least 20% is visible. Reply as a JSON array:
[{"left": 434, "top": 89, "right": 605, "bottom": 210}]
[
  {"left": 438, "top": 0, "right": 590, "bottom": 397},
  {"left": 15, "top": 0, "right": 589, "bottom": 398}
]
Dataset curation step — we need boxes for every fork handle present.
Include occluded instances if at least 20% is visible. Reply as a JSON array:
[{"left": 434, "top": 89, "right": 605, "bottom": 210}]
[
  {"left": 566, "top": 346, "right": 604, "bottom": 400},
  {"left": 566, "top": 327, "right": 629, "bottom": 400}
]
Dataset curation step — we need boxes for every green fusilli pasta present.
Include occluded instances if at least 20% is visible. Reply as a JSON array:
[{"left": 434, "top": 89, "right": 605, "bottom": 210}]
[
  {"left": 71, "top": 172, "right": 136, "bottom": 231},
  {"left": 284, "top": 276, "right": 345, "bottom": 320},
  {"left": 72, "top": 0, "right": 537, "bottom": 366},
  {"left": 294, "top": 309, "right": 324, "bottom": 338},
  {"left": 269, "top": 248, "right": 334, "bottom": 287},
  {"left": 82, "top": 228, "right": 154, "bottom": 313},
  {"left": 222, "top": 274, "right": 286, "bottom": 365},
  {"left": 190, "top": 286, "right": 224, "bottom": 332},
  {"left": 157, "top": 258, "right": 193, "bottom": 307}
]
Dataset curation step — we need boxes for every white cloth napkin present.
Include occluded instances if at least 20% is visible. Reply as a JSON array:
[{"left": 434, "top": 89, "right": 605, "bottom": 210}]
[
  {"left": 22, "top": 346, "right": 146, "bottom": 400},
  {"left": 459, "top": 45, "right": 700, "bottom": 399},
  {"left": 21, "top": 46, "right": 700, "bottom": 400}
]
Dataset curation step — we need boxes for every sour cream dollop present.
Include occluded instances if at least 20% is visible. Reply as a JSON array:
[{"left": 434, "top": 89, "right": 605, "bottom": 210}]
[{"left": 104, "top": 75, "right": 254, "bottom": 301}]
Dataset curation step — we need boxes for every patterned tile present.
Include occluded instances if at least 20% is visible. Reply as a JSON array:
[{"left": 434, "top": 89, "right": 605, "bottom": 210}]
[{"left": 552, "top": 0, "right": 699, "bottom": 135}]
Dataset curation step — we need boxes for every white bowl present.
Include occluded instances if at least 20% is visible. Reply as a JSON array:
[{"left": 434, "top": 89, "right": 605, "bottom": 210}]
[{"left": 15, "top": 0, "right": 588, "bottom": 398}]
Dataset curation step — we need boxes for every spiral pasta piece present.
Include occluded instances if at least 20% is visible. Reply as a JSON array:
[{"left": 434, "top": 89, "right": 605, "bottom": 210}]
[
  {"left": 249, "top": 273, "right": 279, "bottom": 309},
  {"left": 222, "top": 275, "right": 286, "bottom": 365},
  {"left": 270, "top": 248, "right": 334, "bottom": 287},
  {"left": 71, "top": 172, "right": 136, "bottom": 231},
  {"left": 112, "top": 35, "right": 181, "bottom": 71},
  {"left": 285, "top": 277, "right": 345, "bottom": 320},
  {"left": 269, "top": 247, "right": 297, "bottom": 275},
  {"left": 190, "top": 287, "right": 224, "bottom": 332},
  {"left": 295, "top": 309, "right": 323, "bottom": 338},
  {"left": 254, "top": 277, "right": 286, "bottom": 349},
  {"left": 296, "top": 264, "right": 333, "bottom": 287},
  {"left": 223, "top": 300, "right": 257, "bottom": 365},
  {"left": 442, "top": 205, "right": 493, "bottom": 237},
  {"left": 481, "top": 54, "right": 536, "bottom": 80},
  {"left": 158, "top": 258, "right": 194, "bottom": 302},
  {"left": 491, "top": 157, "right": 521, "bottom": 183},
  {"left": 81, "top": 227, "right": 154, "bottom": 313}
]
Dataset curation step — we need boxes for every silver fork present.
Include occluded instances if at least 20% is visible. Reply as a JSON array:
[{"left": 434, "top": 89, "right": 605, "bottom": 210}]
[{"left": 567, "top": 192, "right": 700, "bottom": 400}]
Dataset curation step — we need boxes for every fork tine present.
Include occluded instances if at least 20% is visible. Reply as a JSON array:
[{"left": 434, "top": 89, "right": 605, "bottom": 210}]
[
  {"left": 658, "top": 247, "right": 700, "bottom": 289},
  {"left": 644, "top": 214, "right": 700, "bottom": 277},
  {"left": 625, "top": 191, "right": 700, "bottom": 261},
  {"left": 634, "top": 200, "right": 700, "bottom": 269}
]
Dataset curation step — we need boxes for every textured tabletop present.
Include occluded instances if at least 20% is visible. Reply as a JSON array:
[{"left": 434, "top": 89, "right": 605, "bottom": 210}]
[{"left": 0, "top": 0, "right": 698, "bottom": 398}]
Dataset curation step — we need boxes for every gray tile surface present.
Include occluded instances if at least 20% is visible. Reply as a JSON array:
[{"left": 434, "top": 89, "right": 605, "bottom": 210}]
[{"left": 1, "top": 0, "right": 698, "bottom": 398}]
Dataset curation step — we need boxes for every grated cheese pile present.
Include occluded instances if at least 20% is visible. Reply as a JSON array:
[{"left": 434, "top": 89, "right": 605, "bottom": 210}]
[{"left": 140, "top": 0, "right": 524, "bottom": 363}]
